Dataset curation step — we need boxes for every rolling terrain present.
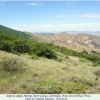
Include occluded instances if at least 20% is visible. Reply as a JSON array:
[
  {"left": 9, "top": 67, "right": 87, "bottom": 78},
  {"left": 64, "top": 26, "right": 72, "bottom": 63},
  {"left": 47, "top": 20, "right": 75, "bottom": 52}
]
[
  {"left": 1, "top": 24, "right": 100, "bottom": 51},
  {"left": 0, "top": 24, "right": 100, "bottom": 94},
  {"left": 30, "top": 32, "right": 100, "bottom": 51}
]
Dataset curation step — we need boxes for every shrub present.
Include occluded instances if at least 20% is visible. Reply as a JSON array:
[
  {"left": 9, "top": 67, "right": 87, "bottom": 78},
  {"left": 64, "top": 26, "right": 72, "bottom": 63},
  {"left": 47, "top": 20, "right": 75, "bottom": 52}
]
[
  {"left": 94, "top": 70, "right": 100, "bottom": 77},
  {"left": 20, "top": 83, "right": 28, "bottom": 89},
  {"left": 57, "top": 58, "right": 62, "bottom": 62},
  {"left": 0, "top": 57, "right": 26, "bottom": 73},
  {"left": 70, "top": 76, "right": 94, "bottom": 87},
  {"left": 91, "top": 50, "right": 97, "bottom": 53},
  {"left": 30, "top": 78, "right": 62, "bottom": 94},
  {"left": 93, "top": 63, "right": 99, "bottom": 67},
  {"left": 62, "top": 67, "right": 69, "bottom": 70},
  {"left": 11, "top": 50, "right": 21, "bottom": 56},
  {"left": 79, "top": 59, "right": 85, "bottom": 62},
  {"left": 31, "top": 54, "right": 39, "bottom": 59},
  {"left": 32, "top": 43, "right": 57, "bottom": 59},
  {"left": 62, "top": 82, "right": 89, "bottom": 94},
  {"left": 65, "top": 56, "right": 69, "bottom": 58}
]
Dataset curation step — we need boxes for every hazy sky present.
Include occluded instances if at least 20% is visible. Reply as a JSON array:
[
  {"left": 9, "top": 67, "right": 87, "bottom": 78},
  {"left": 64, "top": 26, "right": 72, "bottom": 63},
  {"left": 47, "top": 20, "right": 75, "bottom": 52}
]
[{"left": 0, "top": 0, "right": 100, "bottom": 32}]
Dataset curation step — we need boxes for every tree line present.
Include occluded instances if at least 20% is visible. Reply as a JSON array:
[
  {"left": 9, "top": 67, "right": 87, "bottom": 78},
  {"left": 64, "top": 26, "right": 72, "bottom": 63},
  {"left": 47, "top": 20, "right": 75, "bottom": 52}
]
[{"left": 0, "top": 31, "right": 57, "bottom": 59}]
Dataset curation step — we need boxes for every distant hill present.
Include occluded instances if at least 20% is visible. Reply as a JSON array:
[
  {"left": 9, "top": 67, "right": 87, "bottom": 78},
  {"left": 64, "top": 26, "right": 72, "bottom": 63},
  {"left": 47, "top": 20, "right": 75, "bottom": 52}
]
[
  {"left": 31, "top": 32, "right": 100, "bottom": 49},
  {"left": 0, "top": 25, "right": 32, "bottom": 39},
  {"left": 66, "top": 31, "right": 100, "bottom": 36},
  {"left": 1, "top": 24, "right": 100, "bottom": 50}
]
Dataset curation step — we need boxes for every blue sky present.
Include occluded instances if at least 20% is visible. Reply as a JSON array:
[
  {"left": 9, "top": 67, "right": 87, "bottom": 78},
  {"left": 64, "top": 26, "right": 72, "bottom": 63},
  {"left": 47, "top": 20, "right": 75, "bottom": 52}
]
[{"left": 0, "top": 1, "right": 100, "bottom": 32}]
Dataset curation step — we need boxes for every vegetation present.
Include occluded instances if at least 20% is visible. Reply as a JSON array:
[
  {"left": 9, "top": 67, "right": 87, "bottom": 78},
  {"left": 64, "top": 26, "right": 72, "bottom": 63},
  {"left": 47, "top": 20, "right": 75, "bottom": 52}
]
[
  {"left": 0, "top": 57, "right": 26, "bottom": 73},
  {"left": 1, "top": 30, "right": 100, "bottom": 65},
  {"left": 0, "top": 31, "right": 57, "bottom": 59},
  {"left": 62, "top": 82, "right": 89, "bottom": 94},
  {"left": 0, "top": 50, "right": 100, "bottom": 94},
  {"left": 0, "top": 25, "right": 31, "bottom": 39},
  {"left": 0, "top": 25, "right": 100, "bottom": 94},
  {"left": 30, "top": 78, "right": 62, "bottom": 94},
  {"left": 94, "top": 70, "right": 100, "bottom": 77},
  {"left": 31, "top": 53, "right": 39, "bottom": 59},
  {"left": 51, "top": 45, "right": 100, "bottom": 66}
]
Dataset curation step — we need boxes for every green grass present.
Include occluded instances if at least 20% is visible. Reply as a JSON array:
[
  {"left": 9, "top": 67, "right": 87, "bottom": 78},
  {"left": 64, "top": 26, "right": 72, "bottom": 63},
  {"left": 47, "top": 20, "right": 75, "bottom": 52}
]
[{"left": 0, "top": 50, "right": 100, "bottom": 94}]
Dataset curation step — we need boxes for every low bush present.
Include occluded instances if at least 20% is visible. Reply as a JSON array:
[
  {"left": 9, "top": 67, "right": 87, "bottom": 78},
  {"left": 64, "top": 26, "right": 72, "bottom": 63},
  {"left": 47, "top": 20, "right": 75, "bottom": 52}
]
[
  {"left": 31, "top": 54, "right": 39, "bottom": 59},
  {"left": 20, "top": 83, "right": 28, "bottom": 89},
  {"left": 0, "top": 57, "right": 26, "bottom": 73},
  {"left": 93, "top": 62, "right": 100, "bottom": 67},
  {"left": 30, "top": 78, "right": 62, "bottom": 94},
  {"left": 62, "top": 82, "right": 89, "bottom": 94},
  {"left": 11, "top": 50, "right": 21, "bottom": 56},
  {"left": 94, "top": 70, "right": 100, "bottom": 77},
  {"left": 79, "top": 59, "right": 85, "bottom": 62},
  {"left": 65, "top": 56, "right": 69, "bottom": 58},
  {"left": 70, "top": 76, "right": 94, "bottom": 87},
  {"left": 57, "top": 58, "right": 63, "bottom": 62}
]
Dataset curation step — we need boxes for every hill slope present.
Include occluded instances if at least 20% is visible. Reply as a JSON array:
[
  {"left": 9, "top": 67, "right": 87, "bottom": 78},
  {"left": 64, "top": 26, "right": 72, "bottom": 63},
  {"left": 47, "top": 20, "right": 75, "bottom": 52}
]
[
  {"left": 31, "top": 32, "right": 100, "bottom": 50},
  {"left": 0, "top": 25, "right": 32, "bottom": 39},
  {"left": 0, "top": 50, "right": 100, "bottom": 94}
]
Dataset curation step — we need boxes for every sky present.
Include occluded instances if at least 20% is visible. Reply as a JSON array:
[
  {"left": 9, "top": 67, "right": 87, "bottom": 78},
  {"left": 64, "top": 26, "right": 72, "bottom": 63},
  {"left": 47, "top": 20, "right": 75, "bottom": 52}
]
[{"left": 0, "top": 0, "right": 100, "bottom": 32}]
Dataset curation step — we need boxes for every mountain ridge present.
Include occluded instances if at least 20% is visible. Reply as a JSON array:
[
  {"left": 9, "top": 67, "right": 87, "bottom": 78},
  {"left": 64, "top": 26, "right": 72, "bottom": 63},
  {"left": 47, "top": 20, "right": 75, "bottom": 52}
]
[
  {"left": 0, "top": 25, "right": 32, "bottom": 39},
  {"left": 30, "top": 32, "right": 100, "bottom": 50},
  {"left": 0, "top": 24, "right": 100, "bottom": 50}
]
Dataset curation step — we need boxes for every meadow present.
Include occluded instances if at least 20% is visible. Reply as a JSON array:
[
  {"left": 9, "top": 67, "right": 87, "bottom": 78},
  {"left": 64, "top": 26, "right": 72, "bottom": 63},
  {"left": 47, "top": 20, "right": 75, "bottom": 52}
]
[{"left": 0, "top": 50, "right": 100, "bottom": 94}]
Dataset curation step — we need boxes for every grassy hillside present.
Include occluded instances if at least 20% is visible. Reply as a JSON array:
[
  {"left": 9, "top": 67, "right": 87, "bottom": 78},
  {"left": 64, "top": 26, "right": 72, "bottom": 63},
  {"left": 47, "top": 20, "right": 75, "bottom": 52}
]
[
  {"left": 0, "top": 25, "right": 32, "bottom": 39},
  {"left": 0, "top": 50, "right": 100, "bottom": 94},
  {"left": 1, "top": 30, "right": 100, "bottom": 66},
  {"left": 1, "top": 30, "right": 100, "bottom": 64}
]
